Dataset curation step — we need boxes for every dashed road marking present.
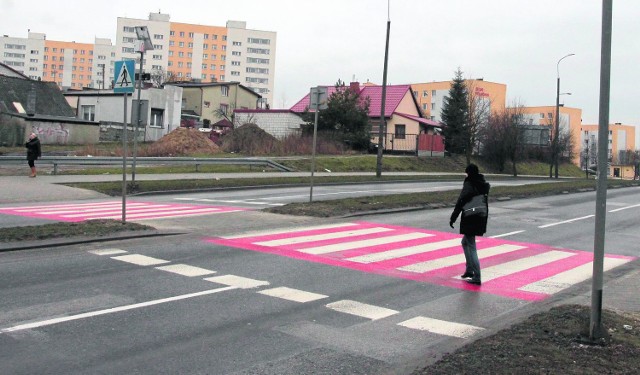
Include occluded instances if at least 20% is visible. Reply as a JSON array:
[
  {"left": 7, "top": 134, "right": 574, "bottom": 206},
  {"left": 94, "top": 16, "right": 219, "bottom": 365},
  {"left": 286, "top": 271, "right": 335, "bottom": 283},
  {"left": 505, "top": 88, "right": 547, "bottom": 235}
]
[
  {"left": 111, "top": 254, "right": 170, "bottom": 266},
  {"left": 398, "top": 316, "right": 484, "bottom": 338},
  {"left": 326, "top": 300, "right": 398, "bottom": 320},
  {"left": 258, "top": 287, "right": 328, "bottom": 303},
  {"left": 204, "top": 275, "right": 269, "bottom": 289},
  {"left": 89, "top": 248, "right": 128, "bottom": 256},
  {"left": 155, "top": 264, "right": 217, "bottom": 277}
]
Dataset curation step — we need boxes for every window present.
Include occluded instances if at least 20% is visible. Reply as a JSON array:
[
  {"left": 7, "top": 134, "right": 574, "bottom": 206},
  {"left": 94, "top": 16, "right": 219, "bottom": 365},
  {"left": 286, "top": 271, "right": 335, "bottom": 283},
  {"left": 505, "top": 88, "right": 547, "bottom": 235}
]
[
  {"left": 232, "top": 51, "right": 241, "bottom": 56},
  {"left": 189, "top": 32, "right": 194, "bottom": 38},
  {"left": 203, "top": 54, "right": 208, "bottom": 59},
  {"left": 220, "top": 103, "right": 228, "bottom": 114},
  {"left": 233, "top": 41, "right": 241, "bottom": 46},
  {"left": 231, "top": 71, "right": 240, "bottom": 76},
  {"left": 154, "top": 34, "right": 163, "bottom": 40},
  {"left": 540, "top": 113, "right": 545, "bottom": 118},
  {"left": 432, "top": 90, "right": 436, "bottom": 96},
  {"left": 188, "top": 42, "right": 193, "bottom": 48},
  {"left": 179, "top": 31, "right": 185, "bottom": 37},
  {"left": 81, "top": 105, "right": 95, "bottom": 121},
  {"left": 203, "top": 34, "right": 209, "bottom": 39},
  {"left": 395, "top": 125, "right": 406, "bottom": 139},
  {"left": 423, "top": 90, "right": 427, "bottom": 97},
  {"left": 123, "top": 26, "right": 135, "bottom": 33},
  {"left": 219, "top": 75, "right": 225, "bottom": 81},
  {"left": 247, "top": 48, "right": 269, "bottom": 54},
  {"left": 170, "top": 31, "right": 175, "bottom": 36},
  {"left": 231, "top": 61, "right": 240, "bottom": 66},
  {"left": 248, "top": 37, "right": 270, "bottom": 45},
  {"left": 431, "top": 102, "right": 436, "bottom": 110},
  {"left": 220, "top": 65, "right": 225, "bottom": 71},
  {"left": 203, "top": 44, "right": 208, "bottom": 50},
  {"left": 548, "top": 113, "right": 553, "bottom": 118},
  {"left": 422, "top": 103, "right": 427, "bottom": 110},
  {"left": 150, "top": 109, "right": 164, "bottom": 127},
  {"left": 221, "top": 86, "right": 229, "bottom": 96},
  {"left": 222, "top": 35, "right": 227, "bottom": 41},
  {"left": 179, "top": 42, "right": 184, "bottom": 47}
]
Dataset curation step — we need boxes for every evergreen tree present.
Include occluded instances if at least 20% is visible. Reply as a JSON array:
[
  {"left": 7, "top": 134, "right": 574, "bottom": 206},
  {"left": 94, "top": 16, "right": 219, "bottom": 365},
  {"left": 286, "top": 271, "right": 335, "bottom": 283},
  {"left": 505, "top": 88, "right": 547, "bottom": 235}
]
[{"left": 441, "top": 68, "right": 469, "bottom": 155}]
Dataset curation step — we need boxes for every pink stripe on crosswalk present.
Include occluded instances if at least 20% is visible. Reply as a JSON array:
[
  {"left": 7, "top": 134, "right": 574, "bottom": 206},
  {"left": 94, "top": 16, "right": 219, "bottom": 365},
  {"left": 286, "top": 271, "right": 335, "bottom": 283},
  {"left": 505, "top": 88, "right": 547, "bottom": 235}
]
[
  {"left": 0, "top": 201, "right": 248, "bottom": 222},
  {"left": 207, "top": 221, "right": 636, "bottom": 301}
]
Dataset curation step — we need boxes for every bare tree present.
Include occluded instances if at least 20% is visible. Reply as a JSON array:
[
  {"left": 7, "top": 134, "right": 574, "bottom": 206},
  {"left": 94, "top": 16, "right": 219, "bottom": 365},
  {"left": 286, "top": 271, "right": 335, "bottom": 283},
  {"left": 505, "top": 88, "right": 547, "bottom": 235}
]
[
  {"left": 150, "top": 67, "right": 177, "bottom": 88},
  {"left": 481, "top": 104, "right": 526, "bottom": 176},
  {"left": 464, "top": 80, "right": 492, "bottom": 165},
  {"left": 544, "top": 113, "right": 575, "bottom": 177}
]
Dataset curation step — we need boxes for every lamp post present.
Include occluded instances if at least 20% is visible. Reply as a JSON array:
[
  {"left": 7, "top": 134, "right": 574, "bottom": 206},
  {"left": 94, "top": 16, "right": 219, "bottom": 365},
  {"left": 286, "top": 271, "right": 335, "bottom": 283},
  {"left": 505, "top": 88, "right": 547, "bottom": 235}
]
[{"left": 554, "top": 53, "right": 575, "bottom": 178}]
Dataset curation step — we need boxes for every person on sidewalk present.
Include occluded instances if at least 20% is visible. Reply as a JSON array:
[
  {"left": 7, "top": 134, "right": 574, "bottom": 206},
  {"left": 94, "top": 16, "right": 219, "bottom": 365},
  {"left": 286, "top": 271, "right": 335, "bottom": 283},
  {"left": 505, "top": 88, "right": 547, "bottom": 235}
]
[
  {"left": 449, "top": 163, "right": 490, "bottom": 286},
  {"left": 25, "top": 132, "right": 42, "bottom": 178}
]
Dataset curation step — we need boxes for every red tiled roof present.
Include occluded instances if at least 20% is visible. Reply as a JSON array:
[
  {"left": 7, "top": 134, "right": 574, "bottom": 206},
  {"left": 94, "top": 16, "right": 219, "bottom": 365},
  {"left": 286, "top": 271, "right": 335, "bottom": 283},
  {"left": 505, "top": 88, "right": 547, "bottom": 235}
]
[{"left": 290, "top": 84, "right": 413, "bottom": 118}]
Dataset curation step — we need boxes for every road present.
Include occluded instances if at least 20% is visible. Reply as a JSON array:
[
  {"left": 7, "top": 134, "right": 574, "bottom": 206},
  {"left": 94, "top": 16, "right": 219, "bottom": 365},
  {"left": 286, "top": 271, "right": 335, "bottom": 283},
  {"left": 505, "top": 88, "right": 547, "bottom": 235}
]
[{"left": 0, "top": 184, "right": 638, "bottom": 374}]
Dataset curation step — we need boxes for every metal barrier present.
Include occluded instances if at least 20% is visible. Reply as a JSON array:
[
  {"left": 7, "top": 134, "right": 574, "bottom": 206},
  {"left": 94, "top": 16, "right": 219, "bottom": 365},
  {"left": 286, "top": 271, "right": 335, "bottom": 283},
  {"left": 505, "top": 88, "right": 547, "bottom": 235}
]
[{"left": 0, "top": 156, "right": 294, "bottom": 174}]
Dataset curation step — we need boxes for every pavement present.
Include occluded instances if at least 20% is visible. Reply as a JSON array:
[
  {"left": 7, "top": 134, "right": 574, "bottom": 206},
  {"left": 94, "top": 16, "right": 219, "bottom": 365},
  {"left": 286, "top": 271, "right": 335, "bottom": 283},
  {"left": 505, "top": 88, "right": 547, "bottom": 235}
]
[{"left": 1, "top": 170, "right": 639, "bottom": 318}]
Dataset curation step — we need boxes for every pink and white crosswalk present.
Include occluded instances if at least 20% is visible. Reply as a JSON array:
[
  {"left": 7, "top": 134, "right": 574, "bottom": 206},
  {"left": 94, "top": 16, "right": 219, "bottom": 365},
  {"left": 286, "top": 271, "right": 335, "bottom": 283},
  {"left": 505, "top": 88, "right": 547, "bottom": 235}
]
[
  {"left": 207, "top": 221, "right": 635, "bottom": 301},
  {"left": 0, "top": 201, "right": 248, "bottom": 222}
]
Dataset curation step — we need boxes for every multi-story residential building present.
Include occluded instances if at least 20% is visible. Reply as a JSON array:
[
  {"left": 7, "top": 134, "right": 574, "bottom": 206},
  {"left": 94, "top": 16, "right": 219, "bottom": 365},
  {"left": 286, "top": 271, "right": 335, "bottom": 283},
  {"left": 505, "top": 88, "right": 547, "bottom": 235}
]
[
  {"left": 116, "top": 13, "right": 276, "bottom": 106},
  {"left": 580, "top": 123, "right": 636, "bottom": 165},
  {"left": 520, "top": 105, "right": 583, "bottom": 164},
  {"left": 1, "top": 32, "right": 117, "bottom": 89},
  {"left": 410, "top": 79, "right": 507, "bottom": 121}
]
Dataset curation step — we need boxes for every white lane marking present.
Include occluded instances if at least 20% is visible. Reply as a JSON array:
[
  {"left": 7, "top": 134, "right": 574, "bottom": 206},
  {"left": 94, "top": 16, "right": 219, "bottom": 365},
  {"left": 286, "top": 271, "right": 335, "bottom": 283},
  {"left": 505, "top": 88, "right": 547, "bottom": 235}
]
[
  {"left": 490, "top": 230, "right": 525, "bottom": 238},
  {"left": 519, "top": 257, "right": 632, "bottom": 294},
  {"left": 111, "top": 254, "right": 170, "bottom": 266},
  {"left": 203, "top": 275, "right": 269, "bottom": 289},
  {"left": 398, "top": 244, "right": 527, "bottom": 274},
  {"left": 482, "top": 250, "right": 576, "bottom": 282},
  {"left": 300, "top": 232, "right": 433, "bottom": 255},
  {"left": 0, "top": 286, "right": 236, "bottom": 334},
  {"left": 174, "top": 198, "right": 283, "bottom": 206},
  {"left": 255, "top": 227, "right": 394, "bottom": 247},
  {"left": 325, "top": 300, "right": 398, "bottom": 320},
  {"left": 99, "top": 208, "right": 246, "bottom": 220},
  {"left": 398, "top": 316, "right": 485, "bottom": 339},
  {"left": 345, "top": 238, "right": 461, "bottom": 264},
  {"left": 609, "top": 203, "right": 640, "bottom": 213},
  {"left": 222, "top": 223, "right": 359, "bottom": 239},
  {"left": 88, "top": 249, "right": 128, "bottom": 256},
  {"left": 258, "top": 287, "right": 328, "bottom": 303},
  {"left": 538, "top": 215, "right": 595, "bottom": 228},
  {"left": 61, "top": 205, "right": 177, "bottom": 218},
  {"left": 155, "top": 264, "right": 217, "bottom": 277}
]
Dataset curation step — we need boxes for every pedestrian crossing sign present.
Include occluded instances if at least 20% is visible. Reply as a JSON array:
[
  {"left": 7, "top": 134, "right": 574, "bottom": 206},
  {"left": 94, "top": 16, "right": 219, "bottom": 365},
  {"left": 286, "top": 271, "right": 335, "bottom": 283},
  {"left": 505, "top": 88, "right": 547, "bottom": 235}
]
[{"left": 114, "top": 60, "right": 135, "bottom": 93}]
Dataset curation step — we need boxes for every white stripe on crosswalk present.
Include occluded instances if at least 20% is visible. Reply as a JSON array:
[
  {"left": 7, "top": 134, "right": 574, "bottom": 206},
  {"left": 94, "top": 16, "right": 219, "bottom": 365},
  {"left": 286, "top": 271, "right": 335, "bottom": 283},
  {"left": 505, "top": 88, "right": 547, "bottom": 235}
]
[
  {"left": 61, "top": 205, "right": 185, "bottom": 218},
  {"left": 155, "top": 264, "right": 217, "bottom": 277},
  {"left": 88, "top": 248, "right": 128, "bottom": 256},
  {"left": 398, "top": 316, "right": 485, "bottom": 338},
  {"left": 481, "top": 250, "right": 576, "bottom": 282},
  {"left": 204, "top": 275, "right": 269, "bottom": 289},
  {"left": 255, "top": 227, "right": 394, "bottom": 247},
  {"left": 326, "top": 300, "right": 398, "bottom": 320},
  {"left": 35, "top": 203, "right": 152, "bottom": 215},
  {"left": 346, "top": 238, "right": 462, "bottom": 264},
  {"left": 10, "top": 201, "right": 131, "bottom": 211},
  {"left": 111, "top": 254, "right": 170, "bottom": 266},
  {"left": 300, "top": 232, "right": 433, "bottom": 255},
  {"left": 518, "top": 257, "right": 631, "bottom": 294},
  {"left": 222, "top": 223, "right": 359, "bottom": 239},
  {"left": 398, "top": 244, "right": 527, "bottom": 273},
  {"left": 258, "top": 287, "right": 328, "bottom": 303}
]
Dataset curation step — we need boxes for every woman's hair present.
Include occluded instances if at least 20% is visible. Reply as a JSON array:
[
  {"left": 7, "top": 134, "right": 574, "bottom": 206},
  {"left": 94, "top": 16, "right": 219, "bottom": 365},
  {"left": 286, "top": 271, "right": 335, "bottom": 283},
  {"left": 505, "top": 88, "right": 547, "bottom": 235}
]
[{"left": 465, "top": 163, "right": 479, "bottom": 176}]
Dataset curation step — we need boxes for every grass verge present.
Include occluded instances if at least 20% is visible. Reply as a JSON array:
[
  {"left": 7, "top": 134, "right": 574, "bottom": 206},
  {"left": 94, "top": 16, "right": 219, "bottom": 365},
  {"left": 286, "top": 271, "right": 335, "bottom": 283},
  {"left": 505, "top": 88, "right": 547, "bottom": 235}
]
[
  {"left": 265, "top": 179, "right": 639, "bottom": 217},
  {"left": 413, "top": 305, "right": 640, "bottom": 374},
  {"left": 0, "top": 219, "right": 154, "bottom": 243}
]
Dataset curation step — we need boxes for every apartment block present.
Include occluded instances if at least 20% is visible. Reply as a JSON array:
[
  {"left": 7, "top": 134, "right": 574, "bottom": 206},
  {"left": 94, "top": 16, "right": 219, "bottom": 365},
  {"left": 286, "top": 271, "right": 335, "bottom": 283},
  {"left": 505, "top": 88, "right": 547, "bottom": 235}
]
[
  {"left": 1, "top": 32, "right": 117, "bottom": 89},
  {"left": 410, "top": 79, "right": 507, "bottom": 121},
  {"left": 116, "top": 13, "right": 276, "bottom": 106},
  {"left": 580, "top": 123, "right": 636, "bottom": 164}
]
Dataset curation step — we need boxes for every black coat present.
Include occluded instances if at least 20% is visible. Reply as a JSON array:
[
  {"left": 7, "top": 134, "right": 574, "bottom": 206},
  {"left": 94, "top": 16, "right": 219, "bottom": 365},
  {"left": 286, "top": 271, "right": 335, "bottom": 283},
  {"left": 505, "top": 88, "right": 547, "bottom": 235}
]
[
  {"left": 26, "top": 137, "right": 42, "bottom": 161},
  {"left": 450, "top": 174, "right": 490, "bottom": 236}
]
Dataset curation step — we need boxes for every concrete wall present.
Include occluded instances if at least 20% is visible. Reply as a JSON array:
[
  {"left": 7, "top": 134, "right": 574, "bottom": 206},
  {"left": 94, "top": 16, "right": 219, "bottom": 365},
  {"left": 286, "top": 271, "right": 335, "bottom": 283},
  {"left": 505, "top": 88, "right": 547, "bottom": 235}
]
[{"left": 27, "top": 119, "right": 99, "bottom": 145}]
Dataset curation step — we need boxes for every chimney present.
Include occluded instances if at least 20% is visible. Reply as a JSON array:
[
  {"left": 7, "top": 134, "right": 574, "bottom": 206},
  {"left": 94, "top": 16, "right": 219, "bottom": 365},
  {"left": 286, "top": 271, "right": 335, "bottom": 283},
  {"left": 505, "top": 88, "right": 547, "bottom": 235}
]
[
  {"left": 349, "top": 81, "right": 360, "bottom": 92},
  {"left": 26, "top": 83, "right": 37, "bottom": 116}
]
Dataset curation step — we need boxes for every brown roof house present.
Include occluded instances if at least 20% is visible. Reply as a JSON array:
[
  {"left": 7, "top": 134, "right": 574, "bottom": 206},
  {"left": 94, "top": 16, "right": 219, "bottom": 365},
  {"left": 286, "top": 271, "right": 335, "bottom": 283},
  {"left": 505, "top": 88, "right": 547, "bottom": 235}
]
[{"left": 0, "top": 64, "right": 98, "bottom": 146}]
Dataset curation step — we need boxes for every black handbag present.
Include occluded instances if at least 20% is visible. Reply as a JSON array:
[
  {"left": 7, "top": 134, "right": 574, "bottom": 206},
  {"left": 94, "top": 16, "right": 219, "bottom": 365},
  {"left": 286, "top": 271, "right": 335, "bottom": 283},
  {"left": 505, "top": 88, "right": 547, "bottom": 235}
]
[{"left": 462, "top": 194, "right": 488, "bottom": 218}]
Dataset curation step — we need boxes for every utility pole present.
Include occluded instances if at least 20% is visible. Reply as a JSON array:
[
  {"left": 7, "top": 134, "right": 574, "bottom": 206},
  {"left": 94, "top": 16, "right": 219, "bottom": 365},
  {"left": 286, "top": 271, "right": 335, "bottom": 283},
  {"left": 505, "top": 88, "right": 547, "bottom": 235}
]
[
  {"left": 376, "top": 1, "right": 391, "bottom": 178},
  {"left": 590, "top": 0, "right": 612, "bottom": 341}
]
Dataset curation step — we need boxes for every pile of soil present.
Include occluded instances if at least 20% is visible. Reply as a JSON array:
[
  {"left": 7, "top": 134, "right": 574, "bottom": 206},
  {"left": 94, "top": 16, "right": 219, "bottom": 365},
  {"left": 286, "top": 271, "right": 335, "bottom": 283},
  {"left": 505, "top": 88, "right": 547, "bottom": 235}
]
[
  {"left": 143, "top": 128, "right": 221, "bottom": 156},
  {"left": 413, "top": 304, "right": 640, "bottom": 374},
  {"left": 220, "top": 123, "right": 280, "bottom": 155}
]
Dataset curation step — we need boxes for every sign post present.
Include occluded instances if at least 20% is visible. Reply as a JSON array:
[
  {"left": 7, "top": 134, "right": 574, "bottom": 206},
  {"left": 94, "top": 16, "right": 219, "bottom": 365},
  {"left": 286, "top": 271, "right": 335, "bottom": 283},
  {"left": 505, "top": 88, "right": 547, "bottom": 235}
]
[
  {"left": 114, "top": 60, "right": 136, "bottom": 223},
  {"left": 308, "top": 87, "right": 328, "bottom": 202}
]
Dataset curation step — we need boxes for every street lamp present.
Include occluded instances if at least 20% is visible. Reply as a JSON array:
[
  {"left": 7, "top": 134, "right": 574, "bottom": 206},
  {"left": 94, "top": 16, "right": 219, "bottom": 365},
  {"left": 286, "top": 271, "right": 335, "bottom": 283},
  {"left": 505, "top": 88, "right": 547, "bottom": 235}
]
[
  {"left": 554, "top": 53, "right": 575, "bottom": 179},
  {"left": 131, "top": 26, "right": 154, "bottom": 186}
]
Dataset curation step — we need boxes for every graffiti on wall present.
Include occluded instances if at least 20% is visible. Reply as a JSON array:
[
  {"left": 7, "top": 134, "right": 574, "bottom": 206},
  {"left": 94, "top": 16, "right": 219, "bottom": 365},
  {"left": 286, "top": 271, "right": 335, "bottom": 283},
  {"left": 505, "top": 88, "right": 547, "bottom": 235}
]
[{"left": 32, "top": 123, "right": 70, "bottom": 144}]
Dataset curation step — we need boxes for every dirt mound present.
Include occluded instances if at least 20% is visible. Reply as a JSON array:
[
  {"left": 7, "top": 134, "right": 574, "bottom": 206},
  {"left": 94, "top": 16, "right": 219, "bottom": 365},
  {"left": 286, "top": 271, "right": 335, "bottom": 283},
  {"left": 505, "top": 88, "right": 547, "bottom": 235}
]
[
  {"left": 220, "top": 123, "right": 280, "bottom": 155},
  {"left": 143, "top": 128, "right": 221, "bottom": 156}
]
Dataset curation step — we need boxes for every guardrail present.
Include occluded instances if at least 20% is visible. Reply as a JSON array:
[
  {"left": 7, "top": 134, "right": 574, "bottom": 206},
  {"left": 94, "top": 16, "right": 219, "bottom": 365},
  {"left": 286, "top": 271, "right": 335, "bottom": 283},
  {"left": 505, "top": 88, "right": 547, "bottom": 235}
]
[{"left": 0, "top": 156, "right": 294, "bottom": 174}]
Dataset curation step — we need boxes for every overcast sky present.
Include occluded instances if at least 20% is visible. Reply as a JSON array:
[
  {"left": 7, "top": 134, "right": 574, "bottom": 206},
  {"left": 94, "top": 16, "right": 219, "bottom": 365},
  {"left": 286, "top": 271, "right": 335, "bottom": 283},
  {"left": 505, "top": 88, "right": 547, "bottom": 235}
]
[{"left": 2, "top": 0, "right": 638, "bottom": 141}]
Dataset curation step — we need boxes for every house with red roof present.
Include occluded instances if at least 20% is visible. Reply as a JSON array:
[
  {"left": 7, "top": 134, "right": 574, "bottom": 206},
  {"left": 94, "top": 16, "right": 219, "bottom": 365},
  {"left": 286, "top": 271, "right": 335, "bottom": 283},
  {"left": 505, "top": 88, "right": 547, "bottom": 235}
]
[{"left": 290, "top": 82, "right": 442, "bottom": 153}]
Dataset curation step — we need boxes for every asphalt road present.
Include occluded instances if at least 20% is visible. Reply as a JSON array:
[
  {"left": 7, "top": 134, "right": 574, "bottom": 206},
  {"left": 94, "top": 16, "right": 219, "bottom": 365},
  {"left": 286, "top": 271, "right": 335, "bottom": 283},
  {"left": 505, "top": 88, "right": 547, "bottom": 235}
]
[{"left": 1, "top": 186, "right": 638, "bottom": 374}]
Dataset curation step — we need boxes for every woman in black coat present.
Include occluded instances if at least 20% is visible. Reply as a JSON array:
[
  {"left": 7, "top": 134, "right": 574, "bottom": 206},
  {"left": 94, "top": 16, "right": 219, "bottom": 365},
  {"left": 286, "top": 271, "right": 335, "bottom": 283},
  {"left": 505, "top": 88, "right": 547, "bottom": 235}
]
[
  {"left": 25, "top": 132, "right": 42, "bottom": 178},
  {"left": 449, "top": 164, "right": 490, "bottom": 285}
]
